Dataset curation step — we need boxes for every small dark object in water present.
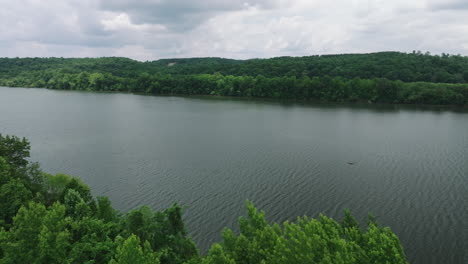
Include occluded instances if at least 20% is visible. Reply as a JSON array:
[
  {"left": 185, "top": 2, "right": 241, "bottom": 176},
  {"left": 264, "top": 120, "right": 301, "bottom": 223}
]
[{"left": 347, "top": 162, "right": 355, "bottom": 165}]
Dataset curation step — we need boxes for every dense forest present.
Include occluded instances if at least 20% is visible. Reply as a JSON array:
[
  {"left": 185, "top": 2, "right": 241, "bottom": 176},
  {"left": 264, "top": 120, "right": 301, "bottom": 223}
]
[
  {"left": 0, "top": 51, "right": 468, "bottom": 105},
  {"left": 0, "top": 134, "right": 409, "bottom": 263}
]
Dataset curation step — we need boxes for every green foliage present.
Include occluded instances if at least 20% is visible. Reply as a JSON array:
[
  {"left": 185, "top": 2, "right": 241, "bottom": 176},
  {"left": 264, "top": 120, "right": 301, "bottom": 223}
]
[
  {"left": 0, "top": 134, "right": 30, "bottom": 169},
  {"left": 43, "top": 173, "right": 73, "bottom": 203},
  {"left": 110, "top": 235, "right": 160, "bottom": 264},
  {"left": 60, "top": 177, "right": 93, "bottom": 203},
  {"left": 0, "top": 157, "right": 10, "bottom": 186},
  {"left": 202, "top": 244, "right": 235, "bottom": 264},
  {"left": 45, "top": 173, "right": 72, "bottom": 194},
  {"left": 0, "top": 202, "right": 47, "bottom": 263},
  {"left": 0, "top": 135, "right": 45, "bottom": 228},
  {"left": 123, "top": 205, "right": 198, "bottom": 264},
  {"left": 1, "top": 52, "right": 467, "bottom": 105},
  {"left": 96, "top": 196, "right": 118, "bottom": 222},
  {"left": 2, "top": 52, "right": 468, "bottom": 83},
  {"left": 37, "top": 203, "right": 71, "bottom": 264},
  {"left": 63, "top": 189, "right": 91, "bottom": 219},
  {"left": 67, "top": 217, "right": 119, "bottom": 263},
  {"left": 202, "top": 201, "right": 408, "bottom": 264},
  {"left": 0, "top": 179, "right": 32, "bottom": 227},
  {"left": 364, "top": 223, "right": 407, "bottom": 264},
  {"left": 0, "top": 134, "right": 409, "bottom": 263},
  {"left": 341, "top": 209, "right": 360, "bottom": 230}
]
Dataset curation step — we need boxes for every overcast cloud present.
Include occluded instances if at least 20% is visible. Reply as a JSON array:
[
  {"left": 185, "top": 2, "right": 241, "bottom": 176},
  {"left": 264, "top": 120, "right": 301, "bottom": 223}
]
[{"left": 1, "top": 0, "right": 467, "bottom": 60}]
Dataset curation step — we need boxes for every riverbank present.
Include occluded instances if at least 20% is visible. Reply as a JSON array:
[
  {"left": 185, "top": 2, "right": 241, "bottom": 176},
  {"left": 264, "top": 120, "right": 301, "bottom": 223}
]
[{"left": 3, "top": 85, "right": 467, "bottom": 111}]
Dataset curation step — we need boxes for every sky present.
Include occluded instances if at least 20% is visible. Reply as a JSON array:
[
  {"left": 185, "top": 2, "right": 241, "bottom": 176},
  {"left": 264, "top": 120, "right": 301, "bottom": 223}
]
[{"left": 1, "top": 0, "right": 468, "bottom": 61}]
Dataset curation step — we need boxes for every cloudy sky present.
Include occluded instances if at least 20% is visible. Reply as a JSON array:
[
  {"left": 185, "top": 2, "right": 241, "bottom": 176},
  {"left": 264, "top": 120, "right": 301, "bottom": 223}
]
[{"left": 1, "top": 0, "right": 468, "bottom": 60}]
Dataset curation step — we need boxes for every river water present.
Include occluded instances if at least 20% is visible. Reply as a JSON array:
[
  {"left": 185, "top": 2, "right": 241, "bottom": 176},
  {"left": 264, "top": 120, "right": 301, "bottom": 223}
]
[{"left": 0, "top": 87, "right": 466, "bottom": 263}]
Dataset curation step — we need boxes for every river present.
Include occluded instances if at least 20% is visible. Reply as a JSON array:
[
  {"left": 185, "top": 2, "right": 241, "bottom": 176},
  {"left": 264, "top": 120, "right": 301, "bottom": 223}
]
[{"left": 0, "top": 86, "right": 466, "bottom": 263}]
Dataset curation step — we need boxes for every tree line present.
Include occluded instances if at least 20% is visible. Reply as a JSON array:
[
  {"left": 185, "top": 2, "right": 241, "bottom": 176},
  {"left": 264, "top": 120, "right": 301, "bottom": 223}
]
[
  {"left": 1, "top": 71, "right": 467, "bottom": 105},
  {"left": 2, "top": 51, "right": 468, "bottom": 83},
  {"left": 1, "top": 52, "right": 468, "bottom": 105},
  {"left": 0, "top": 134, "right": 409, "bottom": 263}
]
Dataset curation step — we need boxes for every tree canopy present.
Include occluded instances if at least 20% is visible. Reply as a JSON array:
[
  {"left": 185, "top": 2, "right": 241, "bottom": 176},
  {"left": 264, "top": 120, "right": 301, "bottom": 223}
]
[{"left": 1, "top": 52, "right": 467, "bottom": 106}]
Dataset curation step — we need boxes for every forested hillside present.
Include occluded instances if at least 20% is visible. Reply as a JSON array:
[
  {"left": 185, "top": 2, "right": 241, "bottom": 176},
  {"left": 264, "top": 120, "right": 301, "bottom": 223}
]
[
  {"left": 0, "top": 134, "right": 409, "bottom": 263},
  {"left": 1, "top": 51, "right": 468, "bottom": 105}
]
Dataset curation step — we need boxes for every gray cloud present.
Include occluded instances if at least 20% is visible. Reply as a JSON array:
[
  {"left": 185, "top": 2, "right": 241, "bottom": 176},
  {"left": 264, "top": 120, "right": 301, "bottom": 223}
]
[
  {"left": 98, "top": 0, "right": 280, "bottom": 30},
  {"left": 428, "top": 0, "right": 468, "bottom": 10},
  {"left": 1, "top": 0, "right": 468, "bottom": 60}
]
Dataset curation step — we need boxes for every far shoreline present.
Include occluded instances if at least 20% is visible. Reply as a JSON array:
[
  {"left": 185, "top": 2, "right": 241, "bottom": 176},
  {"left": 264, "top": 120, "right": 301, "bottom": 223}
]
[{"left": 2, "top": 85, "right": 467, "bottom": 112}]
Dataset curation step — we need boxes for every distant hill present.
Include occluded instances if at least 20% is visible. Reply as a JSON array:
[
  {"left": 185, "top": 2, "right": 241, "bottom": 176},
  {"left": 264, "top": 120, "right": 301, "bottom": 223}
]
[
  {"left": 1, "top": 51, "right": 468, "bottom": 83},
  {"left": 152, "top": 52, "right": 468, "bottom": 83}
]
